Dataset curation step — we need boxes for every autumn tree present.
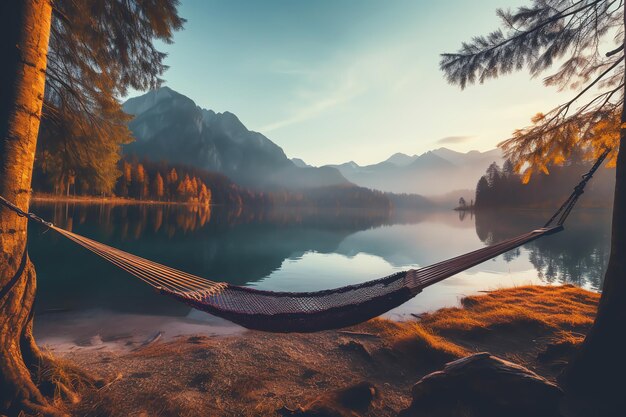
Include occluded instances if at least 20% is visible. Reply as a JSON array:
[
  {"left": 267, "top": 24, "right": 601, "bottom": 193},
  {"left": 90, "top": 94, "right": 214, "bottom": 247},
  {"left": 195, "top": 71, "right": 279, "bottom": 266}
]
[
  {"left": 181, "top": 174, "right": 193, "bottom": 201},
  {"left": 35, "top": 102, "right": 130, "bottom": 196},
  {"left": 0, "top": 1, "right": 183, "bottom": 415},
  {"left": 199, "top": 183, "right": 212, "bottom": 205},
  {"left": 153, "top": 172, "right": 165, "bottom": 201},
  {"left": 176, "top": 180, "right": 187, "bottom": 201},
  {"left": 167, "top": 167, "right": 178, "bottom": 199},
  {"left": 133, "top": 163, "right": 146, "bottom": 200},
  {"left": 442, "top": 1, "right": 624, "bottom": 413},
  {"left": 118, "top": 160, "right": 133, "bottom": 197}
]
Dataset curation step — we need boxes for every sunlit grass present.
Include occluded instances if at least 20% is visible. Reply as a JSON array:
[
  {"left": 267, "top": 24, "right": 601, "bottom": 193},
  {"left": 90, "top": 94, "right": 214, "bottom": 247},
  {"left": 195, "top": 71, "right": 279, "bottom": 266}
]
[
  {"left": 421, "top": 284, "right": 599, "bottom": 334},
  {"left": 360, "top": 318, "right": 467, "bottom": 359},
  {"left": 354, "top": 284, "right": 599, "bottom": 368}
]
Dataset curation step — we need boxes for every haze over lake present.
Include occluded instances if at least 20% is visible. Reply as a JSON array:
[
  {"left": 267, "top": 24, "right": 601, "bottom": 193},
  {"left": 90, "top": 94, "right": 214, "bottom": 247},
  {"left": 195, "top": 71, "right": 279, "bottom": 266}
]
[{"left": 28, "top": 202, "right": 611, "bottom": 344}]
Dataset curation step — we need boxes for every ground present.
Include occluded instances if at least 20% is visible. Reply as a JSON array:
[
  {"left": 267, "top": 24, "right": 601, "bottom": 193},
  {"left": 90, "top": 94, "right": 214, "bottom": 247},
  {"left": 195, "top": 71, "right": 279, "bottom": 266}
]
[{"left": 45, "top": 285, "right": 598, "bottom": 416}]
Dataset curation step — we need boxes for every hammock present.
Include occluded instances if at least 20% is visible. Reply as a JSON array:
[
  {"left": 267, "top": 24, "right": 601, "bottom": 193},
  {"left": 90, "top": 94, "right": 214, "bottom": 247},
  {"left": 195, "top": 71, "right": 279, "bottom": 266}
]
[{"left": 0, "top": 150, "right": 609, "bottom": 333}]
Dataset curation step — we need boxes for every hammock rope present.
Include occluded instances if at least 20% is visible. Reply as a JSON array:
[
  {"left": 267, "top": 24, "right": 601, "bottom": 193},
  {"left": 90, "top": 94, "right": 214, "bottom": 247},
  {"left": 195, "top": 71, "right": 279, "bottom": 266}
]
[{"left": 0, "top": 149, "right": 610, "bottom": 332}]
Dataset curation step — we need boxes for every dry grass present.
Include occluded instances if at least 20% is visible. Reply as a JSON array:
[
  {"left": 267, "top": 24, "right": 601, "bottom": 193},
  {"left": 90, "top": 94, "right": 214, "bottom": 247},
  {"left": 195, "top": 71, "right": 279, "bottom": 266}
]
[
  {"left": 422, "top": 285, "right": 599, "bottom": 335},
  {"left": 359, "top": 319, "right": 467, "bottom": 361},
  {"left": 61, "top": 285, "right": 599, "bottom": 416},
  {"left": 537, "top": 331, "right": 586, "bottom": 364}
]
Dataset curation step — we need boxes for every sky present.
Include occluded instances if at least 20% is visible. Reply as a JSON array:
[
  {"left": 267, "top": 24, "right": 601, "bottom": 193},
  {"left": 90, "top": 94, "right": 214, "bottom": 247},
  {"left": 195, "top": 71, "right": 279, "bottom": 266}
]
[{"left": 153, "top": 0, "right": 573, "bottom": 166}]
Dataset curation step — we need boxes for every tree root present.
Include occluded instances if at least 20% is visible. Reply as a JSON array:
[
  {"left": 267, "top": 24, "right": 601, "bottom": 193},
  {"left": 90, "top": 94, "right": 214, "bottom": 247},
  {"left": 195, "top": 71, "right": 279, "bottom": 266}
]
[
  {"left": 27, "top": 343, "right": 106, "bottom": 408},
  {"left": 4, "top": 354, "right": 106, "bottom": 417},
  {"left": 3, "top": 320, "right": 106, "bottom": 416},
  {"left": 1, "top": 245, "right": 103, "bottom": 416}
]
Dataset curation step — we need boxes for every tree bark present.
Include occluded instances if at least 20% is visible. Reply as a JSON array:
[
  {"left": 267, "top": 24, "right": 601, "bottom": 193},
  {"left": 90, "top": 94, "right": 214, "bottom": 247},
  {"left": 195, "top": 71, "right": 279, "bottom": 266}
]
[
  {"left": 0, "top": 1, "right": 60, "bottom": 415},
  {"left": 561, "top": 9, "right": 626, "bottom": 416}
]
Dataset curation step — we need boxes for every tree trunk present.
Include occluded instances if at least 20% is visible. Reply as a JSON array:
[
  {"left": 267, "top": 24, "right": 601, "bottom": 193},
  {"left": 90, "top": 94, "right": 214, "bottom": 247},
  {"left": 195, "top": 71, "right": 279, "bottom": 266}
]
[
  {"left": 561, "top": 11, "right": 626, "bottom": 416},
  {"left": 0, "top": 1, "right": 59, "bottom": 415}
]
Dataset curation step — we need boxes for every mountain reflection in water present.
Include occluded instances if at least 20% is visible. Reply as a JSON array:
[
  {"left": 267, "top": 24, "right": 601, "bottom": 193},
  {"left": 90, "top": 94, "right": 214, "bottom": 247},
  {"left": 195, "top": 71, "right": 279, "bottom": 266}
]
[{"left": 28, "top": 202, "right": 610, "bottom": 322}]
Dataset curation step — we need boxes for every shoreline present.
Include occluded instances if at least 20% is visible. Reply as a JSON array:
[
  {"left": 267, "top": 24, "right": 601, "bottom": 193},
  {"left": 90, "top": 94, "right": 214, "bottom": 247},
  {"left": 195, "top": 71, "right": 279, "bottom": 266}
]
[
  {"left": 31, "top": 193, "right": 211, "bottom": 207},
  {"left": 51, "top": 284, "right": 599, "bottom": 416}
]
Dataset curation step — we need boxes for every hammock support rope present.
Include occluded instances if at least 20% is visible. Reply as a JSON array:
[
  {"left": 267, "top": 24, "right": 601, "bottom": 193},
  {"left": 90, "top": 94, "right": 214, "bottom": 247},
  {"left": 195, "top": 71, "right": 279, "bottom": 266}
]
[{"left": 0, "top": 149, "right": 610, "bottom": 333}]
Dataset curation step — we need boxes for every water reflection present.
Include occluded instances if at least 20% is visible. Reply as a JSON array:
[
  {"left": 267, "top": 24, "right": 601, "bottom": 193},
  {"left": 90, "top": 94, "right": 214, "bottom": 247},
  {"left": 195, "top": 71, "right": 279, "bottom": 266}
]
[
  {"left": 28, "top": 202, "right": 391, "bottom": 315},
  {"left": 474, "top": 209, "right": 611, "bottom": 289},
  {"left": 28, "top": 202, "right": 610, "bottom": 322}
]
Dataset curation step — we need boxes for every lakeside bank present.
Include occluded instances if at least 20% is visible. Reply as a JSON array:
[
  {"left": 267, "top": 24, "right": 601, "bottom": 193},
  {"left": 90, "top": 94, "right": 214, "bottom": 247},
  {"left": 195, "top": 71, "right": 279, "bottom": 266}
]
[{"left": 38, "top": 285, "right": 599, "bottom": 416}]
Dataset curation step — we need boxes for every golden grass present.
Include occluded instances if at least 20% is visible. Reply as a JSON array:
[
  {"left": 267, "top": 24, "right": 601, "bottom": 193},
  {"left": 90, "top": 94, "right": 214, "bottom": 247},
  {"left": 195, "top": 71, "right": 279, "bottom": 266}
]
[
  {"left": 421, "top": 285, "right": 599, "bottom": 335},
  {"left": 358, "top": 318, "right": 468, "bottom": 361},
  {"left": 320, "top": 284, "right": 598, "bottom": 370}
]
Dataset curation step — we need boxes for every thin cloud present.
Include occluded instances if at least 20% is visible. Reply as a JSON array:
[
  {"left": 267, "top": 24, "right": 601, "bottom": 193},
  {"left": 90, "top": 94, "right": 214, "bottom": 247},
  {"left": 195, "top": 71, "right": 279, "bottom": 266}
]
[
  {"left": 259, "top": 43, "right": 419, "bottom": 133},
  {"left": 259, "top": 76, "right": 361, "bottom": 132},
  {"left": 259, "top": 56, "right": 369, "bottom": 133},
  {"left": 436, "top": 135, "right": 473, "bottom": 145}
]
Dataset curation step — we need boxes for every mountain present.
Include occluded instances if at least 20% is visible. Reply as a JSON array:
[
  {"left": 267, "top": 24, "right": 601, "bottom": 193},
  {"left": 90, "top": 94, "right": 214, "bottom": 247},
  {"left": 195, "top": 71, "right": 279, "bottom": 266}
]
[
  {"left": 385, "top": 152, "right": 417, "bottom": 166},
  {"left": 291, "top": 158, "right": 311, "bottom": 168},
  {"left": 122, "top": 87, "right": 349, "bottom": 190},
  {"left": 325, "top": 148, "right": 504, "bottom": 195},
  {"left": 431, "top": 147, "right": 502, "bottom": 167}
]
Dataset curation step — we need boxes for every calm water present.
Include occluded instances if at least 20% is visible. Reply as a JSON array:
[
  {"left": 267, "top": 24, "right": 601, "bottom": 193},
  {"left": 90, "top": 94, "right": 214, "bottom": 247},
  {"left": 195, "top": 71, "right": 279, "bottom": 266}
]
[{"left": 28, "top": 202, "right": 611, "bottom": 343}]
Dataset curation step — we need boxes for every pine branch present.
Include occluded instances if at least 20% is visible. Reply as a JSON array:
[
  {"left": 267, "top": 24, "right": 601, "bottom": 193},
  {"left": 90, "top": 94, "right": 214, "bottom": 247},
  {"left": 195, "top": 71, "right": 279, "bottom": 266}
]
[{"left": 443, "top": 0, "right": 603, "bottom": 62}]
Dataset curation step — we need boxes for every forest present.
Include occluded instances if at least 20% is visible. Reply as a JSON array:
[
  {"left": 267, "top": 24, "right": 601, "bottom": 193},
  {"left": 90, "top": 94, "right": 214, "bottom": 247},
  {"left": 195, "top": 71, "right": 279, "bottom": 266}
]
[
  {"left": 32, "top": 155, "right": 398, "bottom": 210},
  {"left": 474, "top": 158, "right": 615, "bottom": 209}
]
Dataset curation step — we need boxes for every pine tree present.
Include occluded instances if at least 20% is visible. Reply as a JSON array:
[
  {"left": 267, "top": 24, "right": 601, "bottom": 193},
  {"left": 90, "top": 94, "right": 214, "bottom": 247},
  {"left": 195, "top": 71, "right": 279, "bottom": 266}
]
[
  {"left": 485, "top": 162, "right": 502, "bottom": 187},
  {"left": 475, "top": 176, "right": 490, "bottom": 208},
  {"left": 169, "top": 168, "right": 179, "bottom": 183},
  {"left": 153, "top": 173, "right": 165, "bottom": 201},
  {"left": 442, "top": 1, "right": 624, "bottom": 412},
  {"left": 0, "top": 1, "right": 183, "bottom": 413},
  {"left": 134, "top": 163, "right": 146, "bottom": 200},
  {"left": 124, "top": 161, "right": 133, "bottom": 186},
  {"left": 502, "top": 160, "right": 515, "bottom": 177},
  {"left": 142, "top": 174, "right": 150, "bottom": 201},
  {"left": 199, "top": 183, "right": 212, "bottom": 205},
  {"left": 191, "top": 176, "right": 199, "bottom": 196},
  {"left": 168, "top": 167, "right": 179, "bottom": 200},
  {"left": 176, "top": 180, "right": 186, "bottom": 201},
  {"left": 183, "top": 175, "right": 194, "bottom": 201}
]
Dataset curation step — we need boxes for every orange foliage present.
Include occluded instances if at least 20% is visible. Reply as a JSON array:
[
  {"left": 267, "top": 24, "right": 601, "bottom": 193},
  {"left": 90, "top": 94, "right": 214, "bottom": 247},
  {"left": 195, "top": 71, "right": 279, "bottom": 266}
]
[{"left": 501, "top": 111, "right": 620, "bottom": 184}]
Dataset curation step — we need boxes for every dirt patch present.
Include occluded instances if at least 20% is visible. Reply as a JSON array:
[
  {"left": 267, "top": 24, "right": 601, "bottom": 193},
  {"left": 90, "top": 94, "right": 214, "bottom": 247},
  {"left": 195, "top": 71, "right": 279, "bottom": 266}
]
[{"left": 60, "top": 285, "right": 598, "bottom": 416}]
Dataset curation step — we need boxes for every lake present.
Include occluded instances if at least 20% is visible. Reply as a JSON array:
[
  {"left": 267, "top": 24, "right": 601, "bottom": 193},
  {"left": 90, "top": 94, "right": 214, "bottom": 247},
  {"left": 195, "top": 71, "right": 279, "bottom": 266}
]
[{"left": 28, "top": 202, "right": 611, "bottom": 345}]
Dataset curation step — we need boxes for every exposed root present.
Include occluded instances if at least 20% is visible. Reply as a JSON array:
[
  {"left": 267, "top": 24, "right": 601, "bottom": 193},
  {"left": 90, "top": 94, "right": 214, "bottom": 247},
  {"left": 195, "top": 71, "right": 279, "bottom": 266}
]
[
  {"left": 29, "top": 351, "right": 105, "bottom": 408},
  {"left": 4, "top": 353, "right": 105, "bottom": 416},
  {"left": 19, "top": 317, "right": 105, "bottom": 410},
  {"left": 15, "top": 400, "right": 68, "bottom": 417}
]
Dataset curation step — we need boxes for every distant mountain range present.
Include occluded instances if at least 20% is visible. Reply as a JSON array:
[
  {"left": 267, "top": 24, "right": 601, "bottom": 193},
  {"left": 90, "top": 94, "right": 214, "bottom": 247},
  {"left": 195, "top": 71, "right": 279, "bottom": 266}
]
[
  {"left": 313, "top": 148, "right": 504, "bottom": 195},
  {"left": 123, "top": 87, "right": 501, "bottom": 197},
  {"left": 123, "top": 87, "right": 349, "bottom": 190}
]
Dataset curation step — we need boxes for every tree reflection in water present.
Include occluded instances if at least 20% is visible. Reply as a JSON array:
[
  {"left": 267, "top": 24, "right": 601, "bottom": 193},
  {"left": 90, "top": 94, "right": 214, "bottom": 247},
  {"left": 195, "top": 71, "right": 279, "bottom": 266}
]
[
  {"left": 474, "top": 209, "right": 611, "bottom": 290},
  {"left": 27, "top": 202, "right": 392, "bottom": 315}
]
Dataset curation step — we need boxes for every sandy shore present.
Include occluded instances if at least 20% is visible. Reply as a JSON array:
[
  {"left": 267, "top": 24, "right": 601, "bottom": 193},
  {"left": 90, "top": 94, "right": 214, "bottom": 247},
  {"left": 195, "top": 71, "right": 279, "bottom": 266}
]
[
  {"left": 36, "top": 285, "right": 600, "bottom": 417},
  {"left": 36, "top": 309, "right": 244, "bottom": 354}
]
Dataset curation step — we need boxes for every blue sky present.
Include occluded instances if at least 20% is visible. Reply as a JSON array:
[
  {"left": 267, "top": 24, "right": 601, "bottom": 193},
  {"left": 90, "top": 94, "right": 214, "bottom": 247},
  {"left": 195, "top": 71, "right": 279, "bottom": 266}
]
[{"left": 155, "top": 0, "right": 572, "bottom": 165}]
